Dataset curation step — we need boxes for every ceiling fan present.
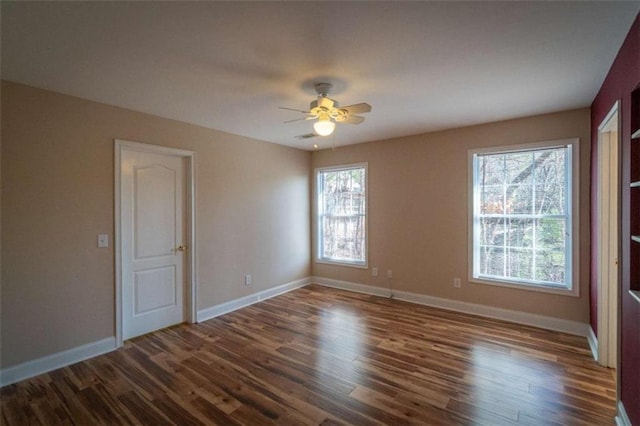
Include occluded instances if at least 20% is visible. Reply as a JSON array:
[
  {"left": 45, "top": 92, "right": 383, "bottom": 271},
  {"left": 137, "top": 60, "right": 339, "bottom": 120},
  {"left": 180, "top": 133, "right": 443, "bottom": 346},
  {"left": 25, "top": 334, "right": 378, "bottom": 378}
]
[{"left": 280, "top": 83, "right": 372, "bottom": 138}]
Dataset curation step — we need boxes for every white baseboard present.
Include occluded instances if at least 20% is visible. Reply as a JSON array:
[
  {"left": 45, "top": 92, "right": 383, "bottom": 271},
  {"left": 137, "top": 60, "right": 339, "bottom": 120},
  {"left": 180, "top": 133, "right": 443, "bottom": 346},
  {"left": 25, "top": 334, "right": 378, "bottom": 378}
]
[
  {"left": 0, "top": 337, "right": 116, "bottom": 387},
  {"left": 587, "top": 326, "right": 598, "bottom": 362},
  {"left": 314, "top": 276, "right": 392, "bottom": 298},
  {"left": 312, "top": 276, "right": 590, "bottom": 337},
  {"left": 197, "top": 277, "right": 311, "bottom": 323},
  {"left": 616, "top": 400, "right": 632, "bottom": 426}
]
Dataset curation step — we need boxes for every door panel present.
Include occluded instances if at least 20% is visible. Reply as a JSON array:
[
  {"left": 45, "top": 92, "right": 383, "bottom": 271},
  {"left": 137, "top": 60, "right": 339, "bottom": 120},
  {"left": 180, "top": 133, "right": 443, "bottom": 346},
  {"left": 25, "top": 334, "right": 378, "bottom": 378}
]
[
  {"left": 134, "top": 165, "right": 176, "bottom": 259},
  {"left": 122, "top": 150, "right": 185, "bottom": 340},
  {"left": 134, "top": 266, "right": 177, "bottom": 315}
]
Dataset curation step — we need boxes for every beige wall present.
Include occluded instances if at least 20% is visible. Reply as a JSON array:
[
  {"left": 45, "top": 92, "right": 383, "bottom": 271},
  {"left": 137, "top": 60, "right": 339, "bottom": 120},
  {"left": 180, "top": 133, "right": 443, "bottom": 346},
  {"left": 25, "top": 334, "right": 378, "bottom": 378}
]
[
  {"left": 1, "top": 81, "right": 311, "bottom": 368},
  {"left": 1, "top": 80, "right": 591, "bottom": 370},
  {"left": 311, "top": 108, "right": 591, "bottom": 322}
]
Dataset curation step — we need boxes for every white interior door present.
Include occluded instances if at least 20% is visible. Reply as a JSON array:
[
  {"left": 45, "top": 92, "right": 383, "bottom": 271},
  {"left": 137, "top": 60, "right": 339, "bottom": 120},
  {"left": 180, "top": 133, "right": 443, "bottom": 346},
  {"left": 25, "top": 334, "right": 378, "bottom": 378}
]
[{"left": 121, "top": 149, "right": 186, "bottom": 340}]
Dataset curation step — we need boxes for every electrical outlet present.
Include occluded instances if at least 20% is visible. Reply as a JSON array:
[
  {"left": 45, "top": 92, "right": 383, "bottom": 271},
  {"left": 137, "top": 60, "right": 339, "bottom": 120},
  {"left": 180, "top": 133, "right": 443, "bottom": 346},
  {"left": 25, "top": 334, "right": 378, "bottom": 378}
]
[
  {"left": 387, "top": 269, "right": 393, "bottom": 279},
  {"left": 453, "top": 277, "right": 461, "bottom": 288},
  {"left": 245, "top": 274, "right": 252, "bottom": 285},
  {"left": 372, "top": 267, "right": 378, "bottom": 277}
]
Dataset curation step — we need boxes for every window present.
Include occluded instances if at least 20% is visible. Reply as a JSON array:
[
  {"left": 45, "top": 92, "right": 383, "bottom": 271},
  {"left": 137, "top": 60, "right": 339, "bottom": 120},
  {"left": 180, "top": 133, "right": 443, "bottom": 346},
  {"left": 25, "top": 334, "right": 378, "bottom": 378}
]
[
  {"left": 316, "top": 163, "right": 367, "bottom": 267},
  {"left": 469, "top": 139, "right": 578, "bottom": 294}
]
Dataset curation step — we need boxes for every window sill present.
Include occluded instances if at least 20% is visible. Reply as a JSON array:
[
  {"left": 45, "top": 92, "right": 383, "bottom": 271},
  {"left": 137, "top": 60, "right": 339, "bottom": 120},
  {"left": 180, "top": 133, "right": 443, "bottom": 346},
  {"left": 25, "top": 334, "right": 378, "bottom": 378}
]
[
  {"left": 469, "top": 276, "right": 579, "bottom": 297},
  {"left": 316, "top": 259, "right": 369, "bottom": 269}
]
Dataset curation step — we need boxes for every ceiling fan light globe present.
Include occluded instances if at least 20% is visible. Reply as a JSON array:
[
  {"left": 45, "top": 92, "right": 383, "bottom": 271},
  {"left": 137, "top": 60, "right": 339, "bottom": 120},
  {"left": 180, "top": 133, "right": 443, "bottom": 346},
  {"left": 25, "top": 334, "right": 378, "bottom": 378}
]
[{"left": 314, "top": 120, "right": 336, "bottom": 136}]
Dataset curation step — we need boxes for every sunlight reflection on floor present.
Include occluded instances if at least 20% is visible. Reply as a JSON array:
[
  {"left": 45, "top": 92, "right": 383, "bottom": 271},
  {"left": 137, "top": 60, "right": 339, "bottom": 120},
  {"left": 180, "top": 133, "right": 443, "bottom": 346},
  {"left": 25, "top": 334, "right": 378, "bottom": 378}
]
[
  {"left": 316, "top": 306, "right": 364, "bottom": 385},
  {"left": 469, "top": 344, "right": 565, "bottom": 421}
]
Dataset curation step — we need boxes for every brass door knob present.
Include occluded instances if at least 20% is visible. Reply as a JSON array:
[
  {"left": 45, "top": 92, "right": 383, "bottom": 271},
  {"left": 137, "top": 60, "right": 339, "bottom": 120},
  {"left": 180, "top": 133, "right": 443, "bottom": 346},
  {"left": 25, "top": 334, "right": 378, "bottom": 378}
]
[{"left": 176, "top": 245, "right": 188, "bottom": 252}]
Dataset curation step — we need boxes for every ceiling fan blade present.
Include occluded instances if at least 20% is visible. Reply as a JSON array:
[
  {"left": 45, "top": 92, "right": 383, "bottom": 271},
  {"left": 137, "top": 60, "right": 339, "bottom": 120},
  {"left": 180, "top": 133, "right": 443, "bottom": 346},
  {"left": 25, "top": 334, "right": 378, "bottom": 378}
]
[
  {"left": 339, "top": 103, "right": 372, "bottom": 115},
  {"left": 342, "top": 115, "right": 365, "bottom": 125},
  {"left": 295, "top": 133, "right": 318, "bottom": 140},
  {"left": 284, "top": 113, "right": 319, "bottom": 123},
  {"left": 283, "top": 117, "right": 309, "bottom": 124},
  {"left": 279, "top": 106, "right": 310, "bottom": 114}
]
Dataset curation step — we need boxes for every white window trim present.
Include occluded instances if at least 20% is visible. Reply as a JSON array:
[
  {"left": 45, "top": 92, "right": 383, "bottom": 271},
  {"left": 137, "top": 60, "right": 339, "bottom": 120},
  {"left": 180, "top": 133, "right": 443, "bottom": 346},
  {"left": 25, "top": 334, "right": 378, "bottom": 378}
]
[
  {"left": 467, "top": 138, "right": 580, "bottom": 297},
  {"left": 315, "top": 162, "right": 369, "bottom": 269}
]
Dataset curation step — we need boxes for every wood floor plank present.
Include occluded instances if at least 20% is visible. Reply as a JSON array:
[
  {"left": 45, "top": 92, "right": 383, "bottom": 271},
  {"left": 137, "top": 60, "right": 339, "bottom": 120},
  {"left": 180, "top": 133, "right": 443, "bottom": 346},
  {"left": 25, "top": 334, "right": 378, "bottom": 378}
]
[
  {"left": 117, "top": 390, "right": 172, "bottom": 425},
  {"left": 189, "top": 396, "right": 242, "bottom": 426},
  {"left": 1, "top": 285, "right": 616, "bottom": 425}
]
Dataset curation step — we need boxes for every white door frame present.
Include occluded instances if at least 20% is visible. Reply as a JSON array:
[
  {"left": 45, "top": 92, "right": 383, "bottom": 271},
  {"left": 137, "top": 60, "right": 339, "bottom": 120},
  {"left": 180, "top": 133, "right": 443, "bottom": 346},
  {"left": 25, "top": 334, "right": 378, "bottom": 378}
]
[
  {"left": 114, "top": 139, "right": 197, "bottom": 347},
  {"left": 596, "top": 101, "right": 620, "bottom": 368}
]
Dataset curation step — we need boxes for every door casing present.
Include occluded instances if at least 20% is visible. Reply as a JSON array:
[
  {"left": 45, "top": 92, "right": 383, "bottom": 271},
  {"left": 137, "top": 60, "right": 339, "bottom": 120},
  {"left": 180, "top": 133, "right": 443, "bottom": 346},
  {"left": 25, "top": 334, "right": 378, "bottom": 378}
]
[{"left": 115, "top": 139, "right": 197, "bottom": 347}]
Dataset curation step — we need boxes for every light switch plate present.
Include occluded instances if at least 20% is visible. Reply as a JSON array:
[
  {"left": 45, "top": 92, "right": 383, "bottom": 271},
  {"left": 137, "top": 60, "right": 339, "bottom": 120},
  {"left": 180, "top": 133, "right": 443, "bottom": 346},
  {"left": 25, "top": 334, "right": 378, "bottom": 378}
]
[{"left": 98, "top": 234, "right": 109, "bottom": 248}]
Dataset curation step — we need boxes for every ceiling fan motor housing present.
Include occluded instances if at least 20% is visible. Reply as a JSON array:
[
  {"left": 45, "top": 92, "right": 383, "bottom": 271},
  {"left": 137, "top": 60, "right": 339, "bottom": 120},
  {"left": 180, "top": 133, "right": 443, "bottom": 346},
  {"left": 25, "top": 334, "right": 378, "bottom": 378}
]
[{"left": 310, "top": 96, "right": 337, "bottom": 112}]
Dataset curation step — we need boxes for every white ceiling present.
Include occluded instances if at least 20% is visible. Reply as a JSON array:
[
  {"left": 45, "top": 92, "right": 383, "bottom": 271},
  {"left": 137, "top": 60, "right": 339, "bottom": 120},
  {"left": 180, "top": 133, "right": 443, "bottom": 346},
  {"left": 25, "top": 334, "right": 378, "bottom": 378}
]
[{"left": 2, "top": 1, "right": 639, "bottom": 151}]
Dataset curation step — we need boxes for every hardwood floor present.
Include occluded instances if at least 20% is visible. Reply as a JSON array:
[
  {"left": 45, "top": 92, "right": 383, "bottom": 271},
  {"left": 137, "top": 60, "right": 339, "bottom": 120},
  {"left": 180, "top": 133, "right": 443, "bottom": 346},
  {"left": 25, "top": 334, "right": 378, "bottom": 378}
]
[{"left": 1, "top": 284, "right": 615, "bottom": 425}]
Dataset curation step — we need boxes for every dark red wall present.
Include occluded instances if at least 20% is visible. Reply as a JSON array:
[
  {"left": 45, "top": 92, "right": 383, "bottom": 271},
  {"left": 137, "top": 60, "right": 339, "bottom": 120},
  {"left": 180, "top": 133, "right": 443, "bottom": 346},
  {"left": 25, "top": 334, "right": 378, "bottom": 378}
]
[{"left": 591, "top": 12, "right": 640, "bottom": 424}]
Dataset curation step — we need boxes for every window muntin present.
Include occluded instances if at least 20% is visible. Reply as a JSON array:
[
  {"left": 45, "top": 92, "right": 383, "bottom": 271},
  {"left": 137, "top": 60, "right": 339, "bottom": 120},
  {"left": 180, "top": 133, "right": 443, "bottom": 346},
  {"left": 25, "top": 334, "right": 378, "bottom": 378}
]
[
  {"left": 317, "top": 164, "right": 367, "bottom": 267},
  {"left": 471, "top": 142, "right": 575, "bottom": 291}
]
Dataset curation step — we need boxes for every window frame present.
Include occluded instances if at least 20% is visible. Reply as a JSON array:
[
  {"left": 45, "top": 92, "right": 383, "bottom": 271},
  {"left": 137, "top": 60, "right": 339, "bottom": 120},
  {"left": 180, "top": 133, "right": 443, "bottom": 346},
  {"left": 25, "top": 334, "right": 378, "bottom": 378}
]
[
  {"left": 315, "top": 162, "right": 369, "bottom": 269},
  {"left": 468, "top": 138, "right": 580, "bottom": 297}
]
